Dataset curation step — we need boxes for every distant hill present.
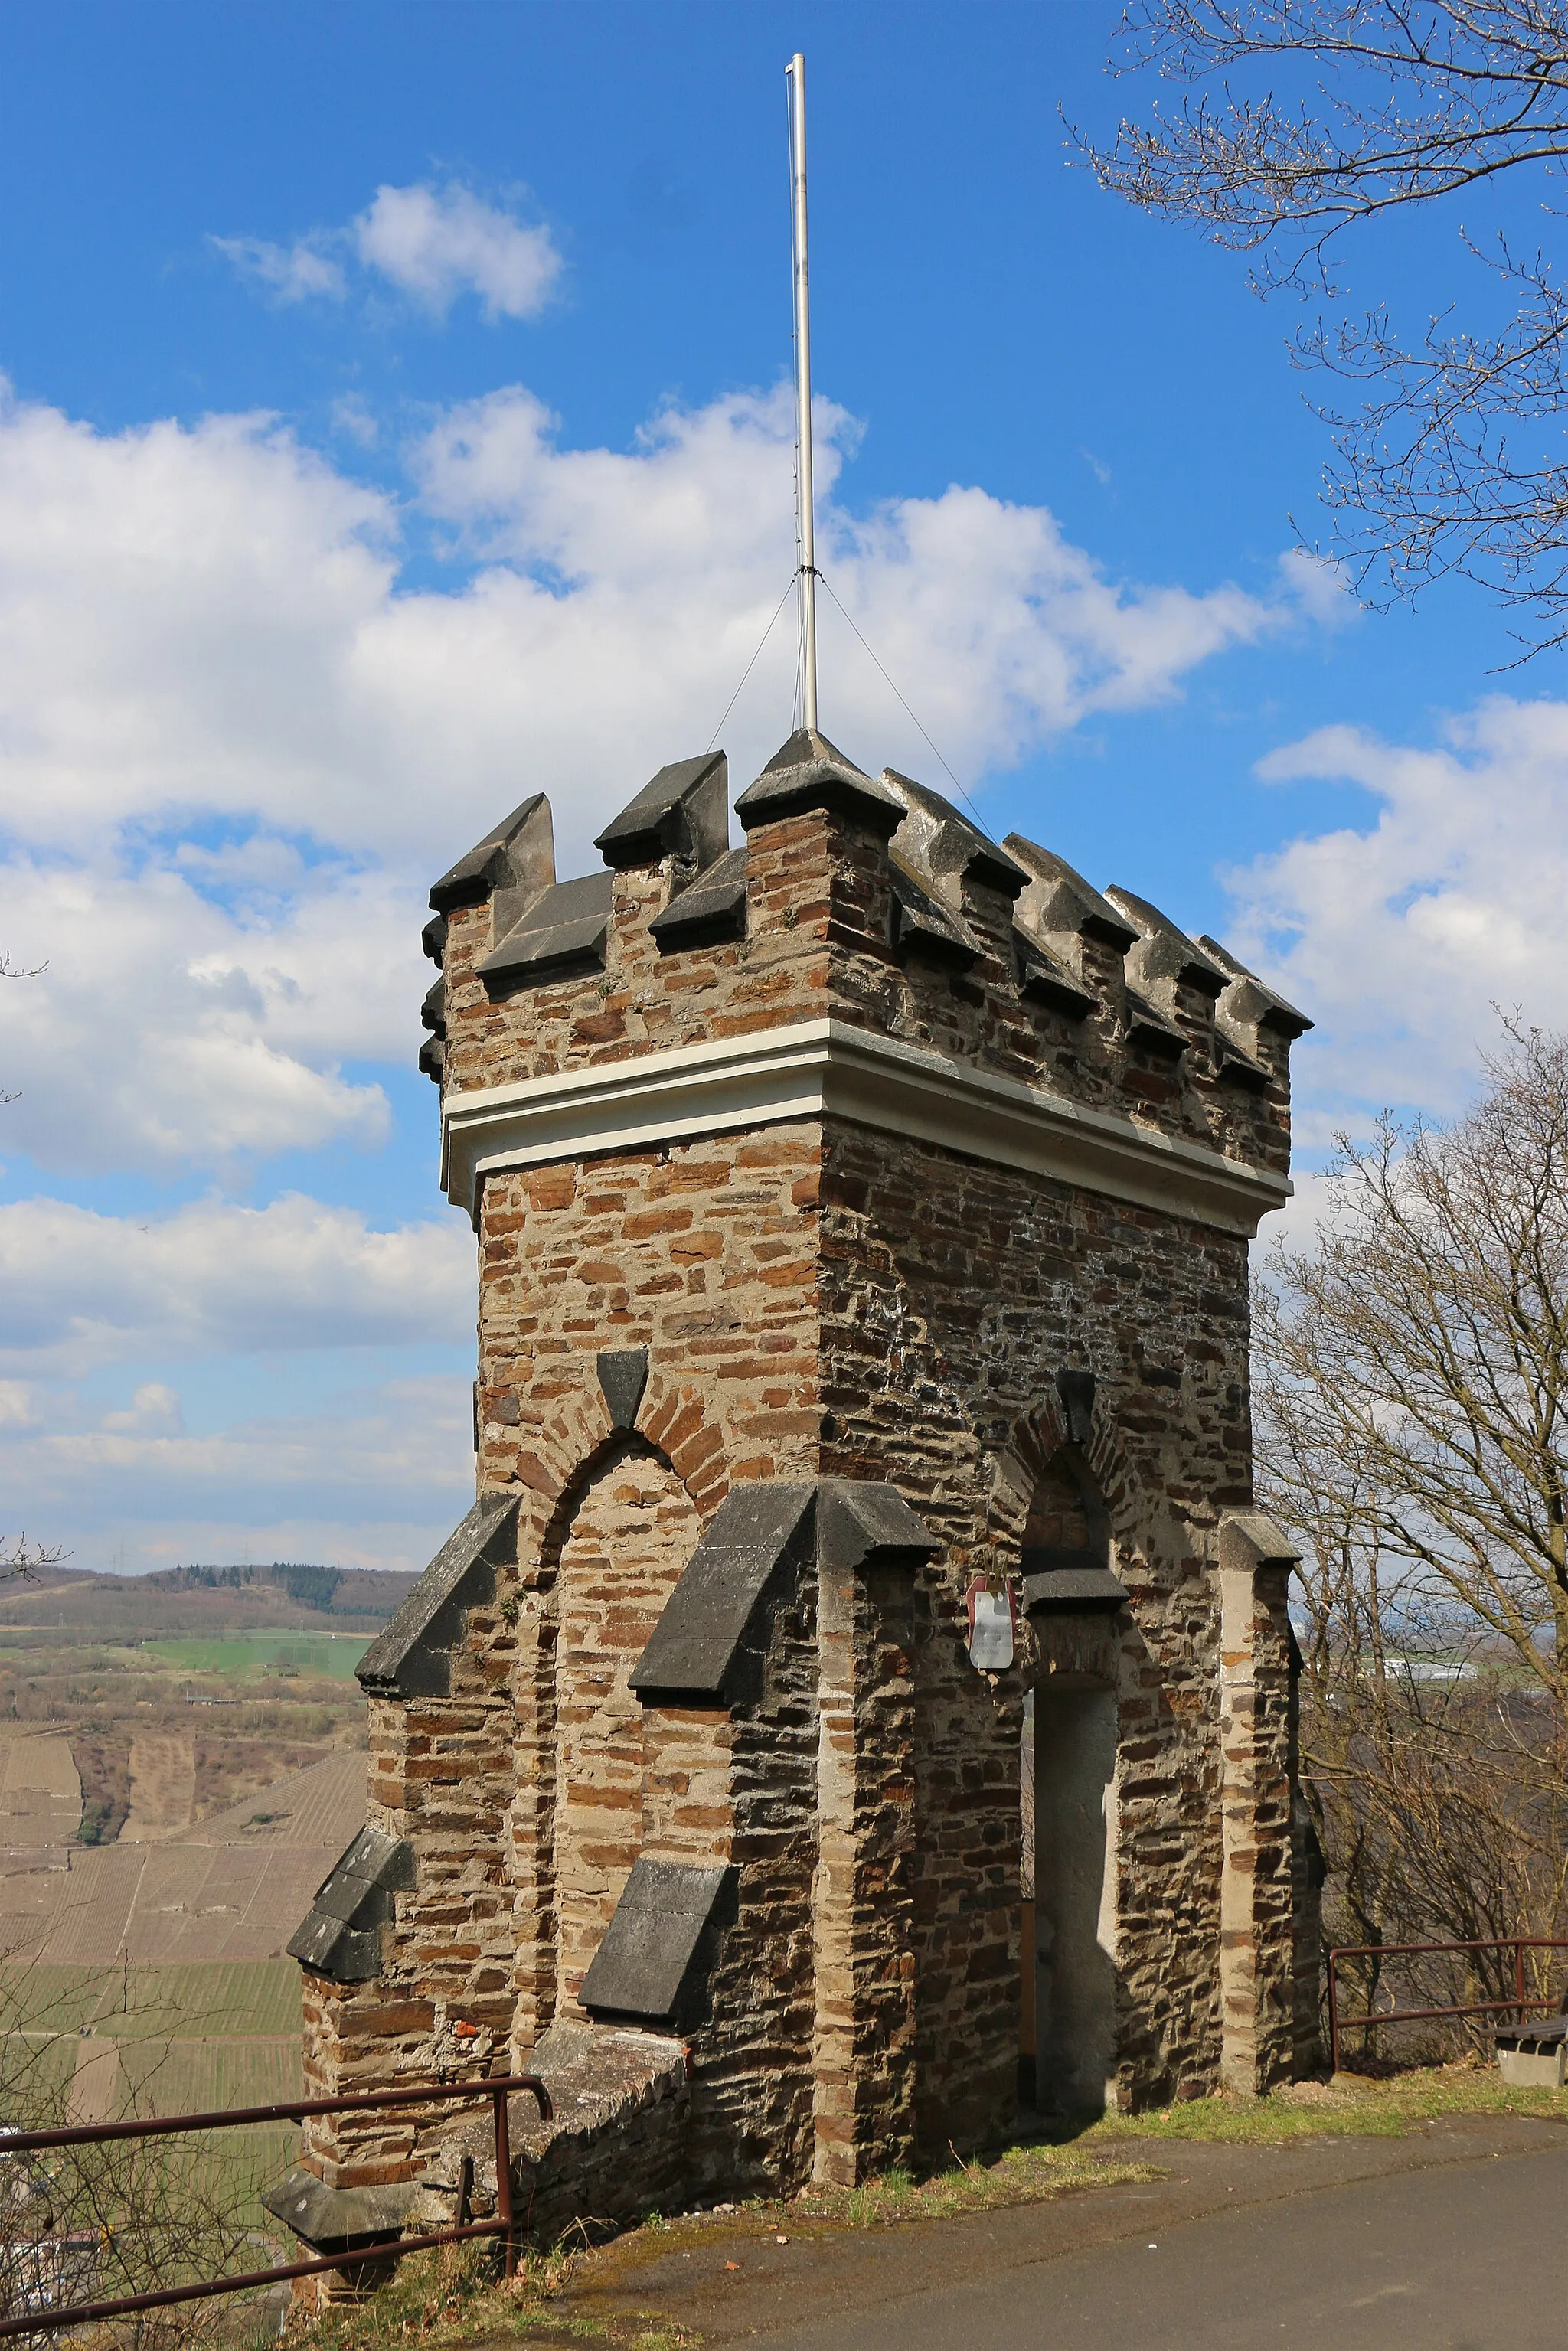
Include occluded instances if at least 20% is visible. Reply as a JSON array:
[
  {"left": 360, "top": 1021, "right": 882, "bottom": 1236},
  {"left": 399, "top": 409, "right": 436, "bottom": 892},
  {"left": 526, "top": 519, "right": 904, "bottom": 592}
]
[{"left": 0, "top": 1562, "right": 419, "bottom": 1638}]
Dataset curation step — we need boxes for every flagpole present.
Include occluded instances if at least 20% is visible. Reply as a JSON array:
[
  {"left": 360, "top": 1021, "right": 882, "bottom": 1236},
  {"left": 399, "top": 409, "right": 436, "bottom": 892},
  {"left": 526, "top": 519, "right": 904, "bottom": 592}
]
[{"left": 786, "top": 51, "right": 818, "bottom": 733}]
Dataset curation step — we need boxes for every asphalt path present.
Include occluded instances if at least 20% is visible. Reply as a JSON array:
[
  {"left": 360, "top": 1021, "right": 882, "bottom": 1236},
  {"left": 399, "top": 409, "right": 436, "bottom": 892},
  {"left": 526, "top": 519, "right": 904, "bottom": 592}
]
[{"left": 579, "top": 2114, "right": 1568, "bottom": 2350}]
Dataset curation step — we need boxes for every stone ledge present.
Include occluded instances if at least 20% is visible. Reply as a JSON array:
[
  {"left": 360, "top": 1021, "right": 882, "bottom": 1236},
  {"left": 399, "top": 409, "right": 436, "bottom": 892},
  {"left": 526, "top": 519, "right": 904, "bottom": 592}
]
[
  {"left": 441, "top": 1017, "right": 1293, "bottom": 1236},
  {"left": 261, "top": 2171, "right": 416, "bottom": 2253},
  {"left": 629, "top": 1479, "right": 938, "bottom": 1706}
]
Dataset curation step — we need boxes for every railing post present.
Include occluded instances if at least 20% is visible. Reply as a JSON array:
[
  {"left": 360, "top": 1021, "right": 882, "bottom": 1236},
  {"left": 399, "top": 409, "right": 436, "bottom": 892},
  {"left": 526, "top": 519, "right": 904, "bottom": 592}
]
[
  {"left": 493, "top": 2084, "right": 514, "bottom": 2281},
  {"left": 1515, "top": 1938, "right": 1527, "bottom": 2022},
  {"left": 1328, "top": 1948, "right": 1339, "bottom": 2077}
]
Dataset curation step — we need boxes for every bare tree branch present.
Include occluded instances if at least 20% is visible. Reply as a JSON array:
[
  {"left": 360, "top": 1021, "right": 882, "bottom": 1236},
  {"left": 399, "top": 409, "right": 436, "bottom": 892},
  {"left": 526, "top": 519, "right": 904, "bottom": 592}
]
[{"left": 1078, "top": 4, "right": 1568, "bottom": 652}]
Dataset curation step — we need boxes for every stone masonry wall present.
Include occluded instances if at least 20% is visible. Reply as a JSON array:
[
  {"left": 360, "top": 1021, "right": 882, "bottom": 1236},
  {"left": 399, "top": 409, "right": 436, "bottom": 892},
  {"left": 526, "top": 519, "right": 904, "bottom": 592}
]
[{"left": 815, "top": 1115, "right": 1269, "bottom": 2142}]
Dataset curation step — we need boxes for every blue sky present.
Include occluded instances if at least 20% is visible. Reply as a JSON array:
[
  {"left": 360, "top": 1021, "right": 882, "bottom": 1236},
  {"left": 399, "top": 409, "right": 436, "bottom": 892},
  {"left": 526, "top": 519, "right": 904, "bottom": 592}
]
[{"left": 3, "top": 2, "right": 1565, "bottom": 1572}]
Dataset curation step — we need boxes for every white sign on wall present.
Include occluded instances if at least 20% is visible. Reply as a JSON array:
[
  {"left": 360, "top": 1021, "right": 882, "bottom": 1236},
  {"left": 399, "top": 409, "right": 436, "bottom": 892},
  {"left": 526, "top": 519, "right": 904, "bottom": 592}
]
[{"left": 965, "top": 1575, "right": 1017, "bottom": 1672}]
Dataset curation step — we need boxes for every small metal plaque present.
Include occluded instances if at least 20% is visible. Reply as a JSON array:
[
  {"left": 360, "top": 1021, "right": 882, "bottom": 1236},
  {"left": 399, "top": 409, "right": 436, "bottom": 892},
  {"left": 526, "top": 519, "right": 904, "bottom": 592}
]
[{"left": 966, "top": 1575, "right": 1016, "bottom": 1671}]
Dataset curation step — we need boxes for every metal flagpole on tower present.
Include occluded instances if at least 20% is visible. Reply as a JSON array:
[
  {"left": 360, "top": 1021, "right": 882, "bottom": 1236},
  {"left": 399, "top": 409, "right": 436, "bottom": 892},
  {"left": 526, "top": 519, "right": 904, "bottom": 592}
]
[{"left": 786, "top": 51, "right": 818, "bottom": 734}]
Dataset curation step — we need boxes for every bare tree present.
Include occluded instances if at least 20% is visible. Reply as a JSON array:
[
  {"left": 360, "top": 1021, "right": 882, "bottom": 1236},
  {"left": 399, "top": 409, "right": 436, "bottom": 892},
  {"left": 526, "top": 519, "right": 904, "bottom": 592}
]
[
  {"left": 1081, "top": 5, "right": 1568, "bottom": 651},
  {"left": 0, "top": 1540, "right": 66, "bottom": 1584},
  {"left": 1256, "top": 1023, "right": 1568, "bottom": 2042}
]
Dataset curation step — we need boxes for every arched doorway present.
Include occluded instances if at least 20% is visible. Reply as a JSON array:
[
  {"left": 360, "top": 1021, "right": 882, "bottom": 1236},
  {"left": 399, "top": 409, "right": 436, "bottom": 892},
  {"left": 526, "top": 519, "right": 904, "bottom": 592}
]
[{"left": 1019, "top": 1448, "right": 1121, "bottom": 2114}]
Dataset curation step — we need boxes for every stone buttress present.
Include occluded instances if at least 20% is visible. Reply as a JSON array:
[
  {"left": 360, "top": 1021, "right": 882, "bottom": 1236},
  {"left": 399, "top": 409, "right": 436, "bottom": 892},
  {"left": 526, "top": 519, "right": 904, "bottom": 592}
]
[{"left": 267, "top": 732, "right": 1315, "bottom": 2274}]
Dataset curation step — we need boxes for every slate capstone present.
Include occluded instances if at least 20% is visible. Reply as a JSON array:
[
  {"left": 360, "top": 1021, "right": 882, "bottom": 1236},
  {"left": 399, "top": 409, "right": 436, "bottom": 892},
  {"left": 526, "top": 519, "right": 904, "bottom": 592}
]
[
  {"left": 580, "top": 1856, "right": 737, "bottom": 2029},
  {"left": 594, "top": 752, "right": 730, "bottom": 871},
  {"left": 260, "top": 2171, "right": 416, "bottom": 2251},
  {"left": 648, "top": 844, "right": 749, "bottom": 952},
  {"left": 286, "top": 1826, "right": 416, "bottom": 1984},
  {"left": 1106, "top": 885, "right": 1229, "bottom": 1000},
  {"left": 883, "top": 770, "right": 1028, "bottom": 900},
  {"left": 1014, "top": 931, "right": 1095, "bottom": 1020},
  {"left": 629, "top": 1484, "right": 815, "bottom": 1703},
  {"left": 476, "top": 870, "right": 614, "bottom": 987},
  {"left": 597, "top": 1347, "right": 649, "bottom": 1432},
  {"left": 1021, "top": 1563, "right": 1130, "bottom": 1613},
  {"left": 889, "top": 858, "right": 978, "bottom": 966},
  {"left": 357, "top": 1491, "right": 517, "bottom": 1700},
  {"left": 630, "top": 1480, "right": 938, "bottom": 1706},
  {"left": 733, "top": 727, "right": 903, "bottom": 834},
  {"left": 813, "top": 1478, "right": 941, "bottom": 1572},
  {"left": 1123, "top": 986, "right": 1189, "bottom": 1060},
  {"left": 429, "top": 795, "right": 554, "bottom": 916},
  {"left": 1197, "top": 934, "right": 1315, "bottom": 1040},
  {"left": 1004, "top": 838, "right": 1139, "bottom": 951}
]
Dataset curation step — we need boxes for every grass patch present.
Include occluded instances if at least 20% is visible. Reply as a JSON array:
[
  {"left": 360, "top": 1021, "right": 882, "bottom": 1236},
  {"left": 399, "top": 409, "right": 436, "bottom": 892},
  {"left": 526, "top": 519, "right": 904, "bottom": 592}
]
[
  {"left": 139, "top": 1632, "right": 371, "bottom": 1681},
  {"left": 1077, "top": 2060, "right": 1568, "bottom": 2149},
  {"left": 88, "top": 1959, "right": 303, "bottom": 2039}
]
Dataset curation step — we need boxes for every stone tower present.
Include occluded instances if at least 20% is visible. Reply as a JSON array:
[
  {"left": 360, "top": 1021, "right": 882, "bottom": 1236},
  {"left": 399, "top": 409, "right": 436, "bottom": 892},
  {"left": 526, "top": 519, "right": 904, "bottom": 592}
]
[{"left": 270, "top": 729, "right": 1317, "bottom": 2265}]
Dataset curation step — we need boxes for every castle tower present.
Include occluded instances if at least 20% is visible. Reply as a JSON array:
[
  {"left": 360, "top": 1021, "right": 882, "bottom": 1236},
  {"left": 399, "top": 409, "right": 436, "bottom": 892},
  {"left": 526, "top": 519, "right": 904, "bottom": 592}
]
[{"left": 270, "top": 727, "right": 1315, "bottom": 2267}]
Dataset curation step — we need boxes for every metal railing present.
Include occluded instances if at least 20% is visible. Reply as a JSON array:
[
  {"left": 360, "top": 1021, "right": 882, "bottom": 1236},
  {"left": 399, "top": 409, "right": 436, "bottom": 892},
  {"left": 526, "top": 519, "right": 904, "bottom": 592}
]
[
  {"left": 1328, "top": 1938, "right": 1568, "bottom": 2075},
  {"left": 0, "top": 2072, "right": 552, "bottom": 2339}
]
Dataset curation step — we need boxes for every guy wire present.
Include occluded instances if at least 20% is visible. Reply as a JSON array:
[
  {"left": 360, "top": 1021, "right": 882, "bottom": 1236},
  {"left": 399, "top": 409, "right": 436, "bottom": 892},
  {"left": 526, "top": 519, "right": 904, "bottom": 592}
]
[
  {"left": 815, "top": 567, "right": 987, "bottom": 828},
  {"left": 705, "top": 576, "right": 798, "bottom": 755}
]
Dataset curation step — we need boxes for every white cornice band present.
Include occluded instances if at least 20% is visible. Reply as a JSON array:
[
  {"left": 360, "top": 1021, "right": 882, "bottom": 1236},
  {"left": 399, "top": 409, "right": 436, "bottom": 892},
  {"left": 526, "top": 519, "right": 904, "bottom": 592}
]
[{"left": 440, "top": 1017, "right": 1290, "bottom": 1236}]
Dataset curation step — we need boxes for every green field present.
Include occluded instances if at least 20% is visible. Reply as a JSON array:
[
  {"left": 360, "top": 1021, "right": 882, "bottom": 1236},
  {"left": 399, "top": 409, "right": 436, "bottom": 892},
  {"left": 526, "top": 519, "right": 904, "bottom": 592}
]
[{"left": 139, "top": 1630, "right": 371, "bottom": 1680}]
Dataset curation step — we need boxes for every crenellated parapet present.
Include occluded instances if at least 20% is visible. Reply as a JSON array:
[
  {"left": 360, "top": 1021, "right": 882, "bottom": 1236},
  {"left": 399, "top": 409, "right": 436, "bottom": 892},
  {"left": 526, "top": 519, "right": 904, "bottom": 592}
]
[{"left": 420, "top": 727, "right": 1308, "bottom": 1233}]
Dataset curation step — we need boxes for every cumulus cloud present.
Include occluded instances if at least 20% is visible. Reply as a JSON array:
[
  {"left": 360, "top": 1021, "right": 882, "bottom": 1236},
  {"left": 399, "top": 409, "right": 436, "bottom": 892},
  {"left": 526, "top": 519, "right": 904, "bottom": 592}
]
[
  {"left": 0, "top": 1196, "right": 473, "bottom": 1376},
  {"left": 1275, "top": 547, "right": 1361, "bottom": 631},
  {"left": 214, "top": 181, "right": 561, "bottom": 322},
  {"left": 101, "top": 1383, "right": 183, "bottom": 1437},
  {"left": 2, "top": 854, "right": 411, "bottom": 1174},
  {"left": 1223, "top": 695, "right": 1568, "bottom": 1122},
  {"left": 354, "top": 183, "right": 561, "bottom": 319}
]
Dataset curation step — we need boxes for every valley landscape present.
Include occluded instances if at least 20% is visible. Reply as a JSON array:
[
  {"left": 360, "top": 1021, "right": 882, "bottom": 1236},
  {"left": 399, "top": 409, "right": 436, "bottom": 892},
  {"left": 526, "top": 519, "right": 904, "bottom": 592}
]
[{"left": 0, "top": 1560, "right": 413, "bottom": 2132}]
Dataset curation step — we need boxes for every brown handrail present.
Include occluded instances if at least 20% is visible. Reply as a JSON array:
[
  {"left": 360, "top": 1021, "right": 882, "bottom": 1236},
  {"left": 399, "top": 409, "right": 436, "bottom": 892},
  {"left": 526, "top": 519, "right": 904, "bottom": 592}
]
[
  {"left": 0, "top": 2071, "right": 551, "bottom": 2339},
  {"left": 1327, "top": 1938, "right": 1568, "bottom": 2075}
]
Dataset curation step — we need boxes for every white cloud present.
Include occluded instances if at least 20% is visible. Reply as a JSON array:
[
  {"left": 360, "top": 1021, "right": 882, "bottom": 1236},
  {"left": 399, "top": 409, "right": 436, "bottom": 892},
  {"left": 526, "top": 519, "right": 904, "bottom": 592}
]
[
  {"left": 0, "top": 1197, "right": 472, "bottom": 1376},
  {"left": 0, "top": 1376, "right": 472, "bottom": 1573},
  {"left": 1224, "top": 695, "right": 1568, "bottom": 1121},
  {"left": 210, "top": 233, "right": 348, "bottom": 304},
  {"left": 214, "top": 181, "right": 560, "bottom": 323},
  {"left": 1275, "top": 547, "right": 1361, "bottom": 631},
  {"left": 2, "top": 857, "right": 403, "bottom": 1174},
  {"left": 0, "top": 363, "right": 1336, "bottom": 1566},
  {"left": 102, "top": 1383, "right": 183, "bottom": 1437},
  {"left": 354, "top": 183, "right": 561, "bottom": 320},
  {"left": 0, "top": 1382, "right": 38, "bottom": 1429}
]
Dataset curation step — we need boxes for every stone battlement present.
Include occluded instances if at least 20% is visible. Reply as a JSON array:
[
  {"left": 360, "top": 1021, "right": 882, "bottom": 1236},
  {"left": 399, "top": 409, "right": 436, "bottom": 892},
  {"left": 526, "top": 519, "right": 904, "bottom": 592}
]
[{"left": 420, "top": 730, "right": 1308, "bottom": 1232}]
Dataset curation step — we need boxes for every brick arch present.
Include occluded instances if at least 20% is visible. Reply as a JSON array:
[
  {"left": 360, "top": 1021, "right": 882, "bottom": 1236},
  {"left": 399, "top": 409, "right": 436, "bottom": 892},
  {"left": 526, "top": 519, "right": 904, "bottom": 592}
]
[
  {"left": 500, "top": 1369, "right": 728, "bottom": 2046},
  {"left": 987, "top": 1385, "right": 1144, "bottom": 1575},
  {"left": 490, "top": 1362, "right": 731, "bottom": 1592}
]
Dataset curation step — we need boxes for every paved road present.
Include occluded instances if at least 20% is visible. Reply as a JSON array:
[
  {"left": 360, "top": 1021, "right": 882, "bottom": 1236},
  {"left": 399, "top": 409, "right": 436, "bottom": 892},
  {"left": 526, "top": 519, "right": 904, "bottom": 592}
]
[{"left": 580, "top": 2114, "right": 1568, "bottom": 2350}]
